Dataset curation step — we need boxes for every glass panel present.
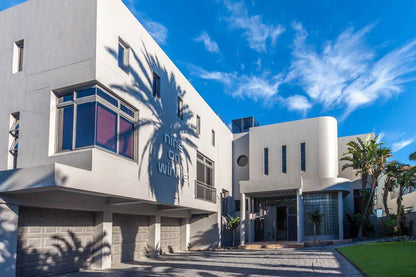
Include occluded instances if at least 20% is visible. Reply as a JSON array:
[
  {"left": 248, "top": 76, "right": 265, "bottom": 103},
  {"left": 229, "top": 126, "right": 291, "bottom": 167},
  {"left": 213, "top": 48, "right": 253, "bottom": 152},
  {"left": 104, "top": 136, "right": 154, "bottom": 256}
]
[
  {"left": 60, "top": 94, "right": 74, "bottom": 102},
  {"left": 121, "top": 104, "right": 134, "bottom": 117},
  {"left": 59, "top": 106, "right": 74, "bottom": 150},
  {"left": 75, "top": 102, "right": 95, "bottom": 148},
  {"left": 282, "top": 145, "right": 287, "bottom": 173},
  {"left": 119, "top": 117, "right": 134, "bottom": 158},
  {"left": 264, "top": 148, "right": 269, "bottom": 175},
  {"left": 97, "top": 88, "right": 118, "bottom": 107},
  {"left": 301, "top": 143, "right": 306, "bottom": 171},
  {"left": 206, "top": 166, "right": 213, "bottom": 186},
  {"left": 96, "top": 104, "right": 117, "bottom": 152},
  {"left": 197, "top": 161, "right": 205, "bottom": 183},
  {"left": 118, "top": 43, "right": 125, "bottom": 69},
  {"left": 76, "top": 87, "right": 96, "bottom": 99},
  {"left": 153, "top": 73, "right": 160, "bottom": 98},
  {"left": 303, "top": 193, "right": 339, "bottom": 237}
]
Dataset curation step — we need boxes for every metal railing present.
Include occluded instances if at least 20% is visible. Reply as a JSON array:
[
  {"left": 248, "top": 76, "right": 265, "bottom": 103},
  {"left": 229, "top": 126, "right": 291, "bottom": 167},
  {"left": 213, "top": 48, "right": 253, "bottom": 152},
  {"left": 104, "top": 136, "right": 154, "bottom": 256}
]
[{"left": 195, "top": 180, "right": 216, "bottom": 203}]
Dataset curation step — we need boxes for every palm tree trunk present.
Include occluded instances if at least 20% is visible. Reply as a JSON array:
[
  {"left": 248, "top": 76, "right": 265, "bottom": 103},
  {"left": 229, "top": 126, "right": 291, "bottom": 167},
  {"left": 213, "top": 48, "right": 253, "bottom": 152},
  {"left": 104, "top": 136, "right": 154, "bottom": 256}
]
[
  {"left": 382, "top": 183, "right": 390, "bottom": 220},
  {"left": 358, "top": 179, "right": 377, "bottom": 238},
  {"left": 396, "top": 188, "right": 403, "bottom": 235},
  {"left": 313, "top": 223, "right": 317, "bottom": 246},
  {"left": 232, "top": 229, "right": 235, "bottom": 247}
]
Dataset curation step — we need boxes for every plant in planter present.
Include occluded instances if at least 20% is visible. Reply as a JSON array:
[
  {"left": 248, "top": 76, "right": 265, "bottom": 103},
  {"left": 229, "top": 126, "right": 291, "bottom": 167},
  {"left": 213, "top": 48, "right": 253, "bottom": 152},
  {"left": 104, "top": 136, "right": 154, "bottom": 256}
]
[{"left": 226, "top": 215, "right": 240, "bottom": 247}]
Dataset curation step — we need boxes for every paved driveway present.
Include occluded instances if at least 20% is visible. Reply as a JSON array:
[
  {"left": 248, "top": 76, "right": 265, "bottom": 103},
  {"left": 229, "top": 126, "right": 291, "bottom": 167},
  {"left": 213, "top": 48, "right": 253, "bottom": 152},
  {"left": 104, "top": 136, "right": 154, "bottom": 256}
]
[{"left": 62, "top": 247, "right": 361, "bottom": 277}]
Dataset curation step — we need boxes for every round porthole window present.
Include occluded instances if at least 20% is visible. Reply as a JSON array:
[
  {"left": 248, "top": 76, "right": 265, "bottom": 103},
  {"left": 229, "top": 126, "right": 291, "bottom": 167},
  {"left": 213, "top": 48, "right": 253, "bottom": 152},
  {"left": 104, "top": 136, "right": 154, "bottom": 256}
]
[{"left": 237, "top": 155, "right": 248, "bottom": 167}]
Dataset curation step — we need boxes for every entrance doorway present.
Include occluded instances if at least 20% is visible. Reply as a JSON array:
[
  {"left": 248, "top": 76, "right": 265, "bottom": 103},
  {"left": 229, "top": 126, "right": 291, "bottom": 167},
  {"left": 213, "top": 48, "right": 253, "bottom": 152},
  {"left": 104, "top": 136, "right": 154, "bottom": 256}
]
[{"left": 276, "top": 206, "right": 287, "bottom": 240}]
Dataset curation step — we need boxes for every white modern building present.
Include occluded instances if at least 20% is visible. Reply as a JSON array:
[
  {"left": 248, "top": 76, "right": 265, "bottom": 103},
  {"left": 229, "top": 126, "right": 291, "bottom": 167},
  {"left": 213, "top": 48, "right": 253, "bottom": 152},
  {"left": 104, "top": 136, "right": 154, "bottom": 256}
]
[{"left": 0, "top": 0, "right": 371, "bottom": 276}]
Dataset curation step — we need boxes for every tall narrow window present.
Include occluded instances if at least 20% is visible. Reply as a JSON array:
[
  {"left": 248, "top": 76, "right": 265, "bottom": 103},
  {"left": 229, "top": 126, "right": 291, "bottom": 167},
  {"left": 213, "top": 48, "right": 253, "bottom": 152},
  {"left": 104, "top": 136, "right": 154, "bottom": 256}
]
[
  {"left": 212, "top": 130, "right": 215, "bottom": 146},
  {"left": 9, "top": 112, "right": 20, "bottom": 169},
  {"left": 118, "top": 39, "right": 130, "bottom": 73},
  {"left": 282, "top": 145, "right": 287, "bottom": 174},
  {"left": 177, "top": 97, "right": 183, "bottom": 119},
  {"left": 152, "top": 72, "right": 160, "bottom": 98},
  {"left": 301, "top": 142, "right": 306, "bottom": 172},
  {"left": 196, "top": 115, "right": 201, "bottom": 135},
  {"left": 264, "top": 148, "right": 269, "bottom": 175},
  {"left": 13, "top": 40, "right": 24, "bottom": 73}
]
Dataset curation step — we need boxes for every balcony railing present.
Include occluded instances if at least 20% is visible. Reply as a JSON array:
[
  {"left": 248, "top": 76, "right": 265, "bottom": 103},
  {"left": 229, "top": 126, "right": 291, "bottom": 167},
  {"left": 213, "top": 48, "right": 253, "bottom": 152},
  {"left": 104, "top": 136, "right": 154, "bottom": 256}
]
[{"left": 195, "top": 180, "right": 216, "bottom": 203}]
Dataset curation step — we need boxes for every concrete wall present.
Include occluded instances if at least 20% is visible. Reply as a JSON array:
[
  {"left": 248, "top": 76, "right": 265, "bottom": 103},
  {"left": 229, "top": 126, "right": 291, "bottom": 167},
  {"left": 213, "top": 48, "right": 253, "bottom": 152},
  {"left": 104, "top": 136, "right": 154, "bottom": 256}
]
[{"left": 232, "top": 133, "right": 249, "bottom": 201}]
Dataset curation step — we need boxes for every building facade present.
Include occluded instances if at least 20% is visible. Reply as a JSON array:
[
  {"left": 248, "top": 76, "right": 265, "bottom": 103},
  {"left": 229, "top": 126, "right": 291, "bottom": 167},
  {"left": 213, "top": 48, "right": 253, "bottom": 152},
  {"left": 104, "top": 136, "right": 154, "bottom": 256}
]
[{"left": 0, "top": 0, "right": 374, "bottom": 276}]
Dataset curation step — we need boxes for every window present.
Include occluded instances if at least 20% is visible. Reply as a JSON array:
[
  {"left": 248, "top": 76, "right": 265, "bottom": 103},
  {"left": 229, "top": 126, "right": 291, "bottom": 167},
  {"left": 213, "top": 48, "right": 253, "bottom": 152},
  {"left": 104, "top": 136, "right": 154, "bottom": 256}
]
[
  {"left": 264, "top": 148, "right": 269, "bottom": 175},
  {"left": 237, "top": 155, "right": 248, "bottom": 167},
  {"left": 212, "top": 130, "right": 215, "bottom": 146},
  {"left": 221, "top": 189, "right": 229, "bottom": 215},
  {"left": 376, "top": 209, "right": 383, "bottom": 218},
  {"left": 196, "top": 152, "right": 214, "bottom": 187},
  {"left": 282, "top": 145, "right": 287, "bottom": 174},
  {"left": 300, "top": 142, "right": 306, "bottom": 172},
  {"left": 235, "top": 200, "right": 240, "bottom": 212},
  {"left": 177, "top": 97, "right": 183, "bottom": 119},
  {"left": 13, "top": 40, "right": 24, "bottom": 73},
  {"left": 57, "top": 85, "right": 136, "bottom": 159},
  {"left": 196, "top": 115, "right": 201, "bottom": 135},
  {"left": 304, "top": 192, "right": 339, "bottom": 237},
  {"left": 404, "top": 207, "right": 413, "bottom": 214},
  {"left": 118, "top": 39, "right": 130, "bottom": 73},
  {"left": 152, "top": 72, "right": 160, "bottom": 98},
  {"left": 8, "top": 112, "right": 20, "bottom": 169}
]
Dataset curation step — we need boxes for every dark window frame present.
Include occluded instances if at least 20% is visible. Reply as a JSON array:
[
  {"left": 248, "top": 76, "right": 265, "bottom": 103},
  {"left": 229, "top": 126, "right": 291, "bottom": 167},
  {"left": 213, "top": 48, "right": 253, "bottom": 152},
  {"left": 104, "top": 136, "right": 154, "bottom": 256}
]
[
  {"left": 152, "top": 72, "right": 161, "bottom": 98},
  {"left": 282, "top": 145, "right": 287, "bottom": 174},
  {"left": 118, "top": 38, "right": 130, "bottom": 73},
  {"left": 301, "top": 142, "right": 306, "bottom": 172},
  {"left": 264, "top": 147, "right": 269, "bottom": 176},
  {"left": 177, "top": 97, "right": 183, "bottom": 119}
]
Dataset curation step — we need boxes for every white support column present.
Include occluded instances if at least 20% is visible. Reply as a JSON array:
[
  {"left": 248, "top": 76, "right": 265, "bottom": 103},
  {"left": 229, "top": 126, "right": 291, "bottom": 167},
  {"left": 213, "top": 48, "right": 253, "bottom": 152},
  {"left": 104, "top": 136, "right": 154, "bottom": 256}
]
[
  {"left": 338, "top": 191, "right": 344, "bottom": 241},
  {"left": 92, "top": 211, "right": 112, "bottom": 270},
  {"left": 180, "top": 218, "right": 190, "bottom": 251},
  {"left": 240, "top": 193, "right": 246, "bottom": 246},
  {"left": 148, "top": 214, "right": 161, "bottom": 257},
  {"left": 0, "top": 199, "right": 18, "bottom": 277},
  {"left": 296, "top": 189, "right": 304, "bottom": 243},
  {"left": 248, "top": 197, "right": 255, "bottom": 243}
]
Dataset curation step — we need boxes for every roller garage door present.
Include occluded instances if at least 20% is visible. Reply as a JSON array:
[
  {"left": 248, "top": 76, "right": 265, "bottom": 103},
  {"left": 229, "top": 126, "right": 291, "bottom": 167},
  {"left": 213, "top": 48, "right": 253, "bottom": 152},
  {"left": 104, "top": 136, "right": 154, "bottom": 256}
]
[
  {"left": 16, "top": 206, "right": 95, "bottom": 277},
  {"left": 161, "top": 217, "right": 181, "bottom": 254},
  {"left": 112, "top": 213, "right": 150, "bottom": 264}
]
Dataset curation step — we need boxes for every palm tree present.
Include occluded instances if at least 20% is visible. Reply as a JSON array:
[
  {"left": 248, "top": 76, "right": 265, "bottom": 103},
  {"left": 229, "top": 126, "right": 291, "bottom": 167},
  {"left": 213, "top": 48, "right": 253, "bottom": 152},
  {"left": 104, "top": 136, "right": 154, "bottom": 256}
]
[
  {"left": 410, "top": 152, "right": 416, "bottom": 161},
  {"left": 382, "top": 161, "right": 400, "bottom": 219},
  {"left": 395, "top": 165, "right": 416, "bottom": 234},
  {"left": 341, "top": 135, "right": 391, "bottom": 238},
  {"left": 226, "top": 215, "right": 240, "bottom": 247},
  {"left": 307, "top": 210, "right": 323, "bottom": 246}
]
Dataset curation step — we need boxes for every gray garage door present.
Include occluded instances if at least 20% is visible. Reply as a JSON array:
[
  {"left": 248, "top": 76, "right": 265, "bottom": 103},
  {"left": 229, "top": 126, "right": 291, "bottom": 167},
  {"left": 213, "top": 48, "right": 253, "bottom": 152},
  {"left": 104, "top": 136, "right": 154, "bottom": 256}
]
[
  {"left": 16, "top": 206, "right": 95, "bottom": 277},
  {"left": 161, "top": 217, "right": 181, "bottom": 254},
  {"left": 112, "top": 213, "right": 149, "bottom": 264}
]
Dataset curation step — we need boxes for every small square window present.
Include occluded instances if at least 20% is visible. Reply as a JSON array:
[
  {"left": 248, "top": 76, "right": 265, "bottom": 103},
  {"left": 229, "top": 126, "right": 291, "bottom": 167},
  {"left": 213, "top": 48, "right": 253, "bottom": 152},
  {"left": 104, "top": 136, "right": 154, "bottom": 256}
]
[
  {"left": 153, "top": 72, "right": 161, "bottom": 98},
  {"left": 118, "top": 39, "right": 130, "bottom": 73}
]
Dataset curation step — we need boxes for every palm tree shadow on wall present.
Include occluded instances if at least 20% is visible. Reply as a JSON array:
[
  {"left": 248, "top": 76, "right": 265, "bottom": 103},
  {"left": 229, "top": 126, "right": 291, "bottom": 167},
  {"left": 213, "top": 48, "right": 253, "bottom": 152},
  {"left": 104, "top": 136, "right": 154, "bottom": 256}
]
[
  {"left": 16, "top": 230, "right": 110, "bottom": 276},
  {"left": 106, "top": 42, "right": 197, "bottom": 205}
]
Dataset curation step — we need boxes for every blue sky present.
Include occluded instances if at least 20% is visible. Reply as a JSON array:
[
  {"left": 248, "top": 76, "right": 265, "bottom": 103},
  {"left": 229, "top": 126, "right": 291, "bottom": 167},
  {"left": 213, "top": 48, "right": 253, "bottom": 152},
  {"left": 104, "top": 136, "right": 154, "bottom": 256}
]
[{"left": 2, "top": 0, "right": 416, "bottom": 163}]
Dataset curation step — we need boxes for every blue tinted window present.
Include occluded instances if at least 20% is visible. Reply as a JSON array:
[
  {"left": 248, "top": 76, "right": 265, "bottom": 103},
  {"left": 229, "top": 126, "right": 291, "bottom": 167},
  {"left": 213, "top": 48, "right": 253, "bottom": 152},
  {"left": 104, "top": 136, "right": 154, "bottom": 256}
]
[
  {"left": 282, "top": 145, "right": 287, "bottom": 173},
  {"left": 61, "top": 106, "right": 73, "bottom": 150},
  {"left": 76, "top": 87, "right": 96, "bottom": 99},
  {"left": 96, "top": 103, "right": 117, "bottom": 153},
  {"left": 61, "top": 94, "right": 74, "bottom": 102},
  {"left": 76, "top": 102, "right": 96, "bottom": 148},
  {"left": 301, "top": 143, "right": 306, "bottom": 172},
  {"left": 121, "top": 104, "right": 134, "bottom": 117},
  {"left": 118, "top": 44, "right": 124, "bottom": 69},
  {"left": 264, "top": 148, "right": 269, "bottom": 175},
  {"left": 97, "top": 88, "right": 118, "bottom": 107}
]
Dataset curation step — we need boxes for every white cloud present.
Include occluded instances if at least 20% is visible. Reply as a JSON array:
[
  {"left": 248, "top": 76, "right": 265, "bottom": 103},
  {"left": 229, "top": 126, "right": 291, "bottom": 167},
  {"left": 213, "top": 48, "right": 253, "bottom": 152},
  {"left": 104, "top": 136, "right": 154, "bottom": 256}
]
[
  {"left": 192, "top": 66, "right": 282, "bottom": 103},
  {"left": 194, "top": 31, "right": 220, "bottom": 53},
  {"left": 222, "top": 0, "right": 285, "bottom": 52},
  {"left": 392, "top": 139, "right": 414, "bottom": 152},
  {"left": 285, "top": 95, "right": 312, "bottom": 116},
  {"left": 288, "top": 23, "right": 416, "bottom": 120},
  {"left": 124, "top": 0, "right": 168, "bottom": 45}
]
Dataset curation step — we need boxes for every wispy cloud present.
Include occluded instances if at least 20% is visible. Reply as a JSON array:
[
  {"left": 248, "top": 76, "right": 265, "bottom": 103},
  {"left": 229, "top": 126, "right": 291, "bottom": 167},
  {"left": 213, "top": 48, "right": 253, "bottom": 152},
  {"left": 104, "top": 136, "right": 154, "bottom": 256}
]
[
  {"left": 123, "top": 0, "right": 168, "bottom": 45},
  {"left": 192, "top": 66, "right": 282, "bottom": 104},
  {"left": 285, "top": 95, "right": 312, "bottom": 116},
  {"left": 392, "top": 139, "right": 414, "bottom": 152},
  {"left": 288, "top": 22, "right": 416, "bottom": 120},
  {"left": 222, "top": 0, "right": 285, "bottom": 52},
  {"left": 194, "top": 31, "right": 220, "bottom": 54}
]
